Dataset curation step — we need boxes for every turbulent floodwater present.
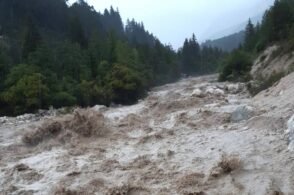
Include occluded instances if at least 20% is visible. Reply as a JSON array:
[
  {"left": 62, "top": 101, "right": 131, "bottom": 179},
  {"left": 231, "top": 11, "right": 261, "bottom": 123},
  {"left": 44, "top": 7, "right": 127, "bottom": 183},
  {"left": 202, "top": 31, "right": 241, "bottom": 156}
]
[{"left": 1, "top": 75, "right": 294, "bottom": 195}]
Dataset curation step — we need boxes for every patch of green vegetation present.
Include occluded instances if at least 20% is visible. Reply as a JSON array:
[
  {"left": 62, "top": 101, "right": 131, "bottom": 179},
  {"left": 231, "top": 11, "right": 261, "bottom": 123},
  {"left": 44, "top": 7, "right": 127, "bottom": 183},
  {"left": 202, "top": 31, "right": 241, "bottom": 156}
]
[
  {"left": 259, "top": 54, "right": 267, "bottom": 63},
  {"left": 247, "top": 71, "right": 285, "bottom": 96},
  {"left": 219, "top": 0, "right": 294, "bottom": 83},
  {"left": 0, "top": 0, "right": 227, "bottom": 116},
  {"left": 218, "top": 50, "right": 253, "bottom": 82}
]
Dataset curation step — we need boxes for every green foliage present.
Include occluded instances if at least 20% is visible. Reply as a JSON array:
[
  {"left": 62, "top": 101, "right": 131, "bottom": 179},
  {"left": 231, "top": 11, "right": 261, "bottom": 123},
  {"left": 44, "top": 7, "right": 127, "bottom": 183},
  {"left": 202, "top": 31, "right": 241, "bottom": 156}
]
[
  {"left": 247, "top": 71, "right": 285, "bottom": 95},
  {"left": 0, "top": 40, "right": 11, "bottom": 86},
  {"left": 69, "top": 15, "right": 88, "bottom": 48},
  {"left": 77, "top": 80, "right": 97, "bottom": 107},
  {"left": 244, "top": 19, "right": 256, "bottom": 51},
  {"left": 254, "top": 39, "right": 267, "bottom": 53},
  {"left": 179, "top": 34, "right": 227, "bottom": 75},
  {"left": 22, "top": 18, "right": 42, "bottom": 60},
  {"left": 0, "top": 0, "right": 227, "bottom": 116},
  {"left": 4, "top": 64, "right": 37, "bottom": 87},
  {"left": 116, "top": 41, "right": 139, "bottom": 67},
  {"left": 219, "top": 50, "right": 252, "bottom": 82},
  {"left": 125, "top": 19, "right": 156, "bottom": 46},
  {"left": 52, "top": 92, "right": 77, "bottom": 108},
  {"left": 256, "top": 0, "right": 294, "bottom": 46},
  {"left": 2, "top": 73, "right": 49, "bottom": 115},
  {"left": 55, "top": 41, "right": 90, "bottom": 81},
  {"left": 219, "top": 0, "right": 294, "bottom": 83},
  {"left": 106, "top": 64, "right": 146, "bottom": 104},
  {"left": 180, "top": 34, "right": 201, "bottom": 74}
]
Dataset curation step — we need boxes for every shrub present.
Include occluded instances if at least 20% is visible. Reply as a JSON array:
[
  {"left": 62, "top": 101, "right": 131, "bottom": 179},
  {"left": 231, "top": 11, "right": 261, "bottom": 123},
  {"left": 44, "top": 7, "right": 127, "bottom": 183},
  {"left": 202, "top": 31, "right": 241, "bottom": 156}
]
[
  {"left": 219, "top": 50, "right": 252, "bottom": 82},
  {"left": 255, "top": 39, "right": 267, "bottom": 53},
  {"left": 247, "top": 71, "right": 285, "bottom": 95},
  {"left": 106, "top": 64, "right": 146, "bottom": 104},
  {"left": 53, "top": 92, "right": 77, "bottom": 108},
  {"left": 259, "top": 54, "right": 267, "bottom": 63},
  {"left": 2, "top": 72, "right": 50, "bottom": 115}
]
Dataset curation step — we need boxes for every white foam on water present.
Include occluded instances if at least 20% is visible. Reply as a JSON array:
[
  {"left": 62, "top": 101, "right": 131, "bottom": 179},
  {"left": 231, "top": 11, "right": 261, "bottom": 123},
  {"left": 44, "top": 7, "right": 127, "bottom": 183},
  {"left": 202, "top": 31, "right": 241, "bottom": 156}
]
[{"left": 104, "top": 103, "right": 145, "bottom": 121}]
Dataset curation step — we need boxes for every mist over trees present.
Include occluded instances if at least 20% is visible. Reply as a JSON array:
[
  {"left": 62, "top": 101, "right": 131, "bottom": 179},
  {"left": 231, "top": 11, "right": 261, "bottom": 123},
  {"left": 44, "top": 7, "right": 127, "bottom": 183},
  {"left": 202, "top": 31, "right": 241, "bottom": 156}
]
[
  {"left": 0, "top": 0, "right": 225, "bottom": 116},
  {"left": 203, "top": 31, "right": 245, "bottom": 52}
]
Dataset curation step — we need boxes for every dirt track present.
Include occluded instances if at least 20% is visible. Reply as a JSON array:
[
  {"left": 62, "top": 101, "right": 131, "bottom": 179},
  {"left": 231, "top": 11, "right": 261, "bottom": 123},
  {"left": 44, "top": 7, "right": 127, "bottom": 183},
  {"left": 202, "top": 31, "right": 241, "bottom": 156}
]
[{"left": 1, "top": 75, "right": 294, "bottom": 195}]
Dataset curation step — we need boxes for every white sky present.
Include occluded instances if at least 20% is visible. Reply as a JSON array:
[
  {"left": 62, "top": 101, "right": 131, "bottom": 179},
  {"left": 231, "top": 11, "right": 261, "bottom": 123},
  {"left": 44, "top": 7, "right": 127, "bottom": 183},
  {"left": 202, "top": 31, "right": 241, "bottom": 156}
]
[{"left": 69, "top": 0, "right": 275, "bottom": 49}]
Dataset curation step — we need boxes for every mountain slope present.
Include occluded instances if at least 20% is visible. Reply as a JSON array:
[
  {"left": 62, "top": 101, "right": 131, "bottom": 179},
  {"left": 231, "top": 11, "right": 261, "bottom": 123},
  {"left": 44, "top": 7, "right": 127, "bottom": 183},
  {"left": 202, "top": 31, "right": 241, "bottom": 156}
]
[
  {"left": 0, "top": 0, "right": 182, "bottom": 116},
  {"left": 202, "top": 31, "right": 245, "bottom": 52}
]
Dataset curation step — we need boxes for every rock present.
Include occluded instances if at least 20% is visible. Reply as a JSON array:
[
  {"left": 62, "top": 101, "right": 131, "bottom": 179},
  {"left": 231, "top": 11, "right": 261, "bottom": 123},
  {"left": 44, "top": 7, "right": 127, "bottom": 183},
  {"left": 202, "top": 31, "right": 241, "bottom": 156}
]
[
  {"left": 205, "top": 86, "right": 216, "bottom": 94},
  {"left": 0, "top": 116, "right": 7, "bottom": 124},
  {"left": 16, "top": 114, "right": 35, "bottom": 122},
  {"left": 209, "top": 167, "right": 223, "bottom": 178},
  {"left": 14, "top": 164, "right": 31, "bottom": 172},
  {"left": 192, "top": 89, "right": 204, "bottom": 98},
  {"left": 286, "top": 115, "right": 294, "bottom": 151},
  {"left": 37, "top": 109, "right": 48, "bottom": 116},
  {"left": 92, "top": 105, "right": 107, "bottom": 112},
  {"left": 225, "top": 83, "right": 245, "bottom": 94},
  {"left": 203, "top": 87, "right": 225, "bottom": 96},
  {"left": 231, "top": 105, "right": 254, "bottom": 122},
  {"left": 214, "top": 88, "right": 225, "bottom": 95}
]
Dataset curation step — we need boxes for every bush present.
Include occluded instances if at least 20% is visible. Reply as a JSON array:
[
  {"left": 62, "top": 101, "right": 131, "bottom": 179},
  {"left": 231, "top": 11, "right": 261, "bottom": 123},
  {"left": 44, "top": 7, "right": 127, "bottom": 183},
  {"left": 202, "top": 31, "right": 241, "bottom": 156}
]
[
  {"left": 219, "top": 50, "right": 252, "bottom": 82},
  {"left": 255, "top": 39, "right": 267, "bottom": 53},
  {"left": 53, "top": 92, "right": 77, "bottom": 108},
  {"left": 106, "top": 64, "right": 146, "bottom": 104},
  {"left": 247, "top": 71, "right": 285, "bottom": 95},
  {"left": 259, "top": 54, "right": 267, "bottom": 63},
  {"left": 2, "top": 72, "right": 50, "bottom": 115}
]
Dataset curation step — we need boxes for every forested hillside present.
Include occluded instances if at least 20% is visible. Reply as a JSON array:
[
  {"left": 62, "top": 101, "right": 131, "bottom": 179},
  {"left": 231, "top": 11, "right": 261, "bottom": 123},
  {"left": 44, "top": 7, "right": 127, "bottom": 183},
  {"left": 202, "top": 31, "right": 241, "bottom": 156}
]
[
  {"left": 0, "top": 0, "right": 225, "bottom": 116},
  {"left": 179, "top": 34, "right": 226, "bottom": 75},
  {"left": 219, "top": 0, "right": 294, "bottom": 83},
  {"left": 202, "top": 31, "right": 245, "bottom": 52}
]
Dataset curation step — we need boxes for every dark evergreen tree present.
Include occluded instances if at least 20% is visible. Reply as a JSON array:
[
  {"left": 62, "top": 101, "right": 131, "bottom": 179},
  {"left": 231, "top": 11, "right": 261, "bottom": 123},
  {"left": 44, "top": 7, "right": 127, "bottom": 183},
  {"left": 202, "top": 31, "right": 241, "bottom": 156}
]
[
  {"left": 22, "top": 18, "right": 42, "bottom": 60},
  {"left": 0, "top": 0, "right": 265, "bottom": 116},
  {"left": 220, "top": 0, "right": 294, "bottom": 82},
  {"left": 180, "top": 34, "right": 201, "bottom": 75},
  {"left": 244, "top": 19, "right": 255, "bottom": 51},
  {"left": 125, "top": 19, "right": 156, "bottom": 46},
  {"left": 101, "top": 6, "right": 124, "bottom": 37},
  {"left": 69, "top": 15, "right": 88, "bottom": 48}
]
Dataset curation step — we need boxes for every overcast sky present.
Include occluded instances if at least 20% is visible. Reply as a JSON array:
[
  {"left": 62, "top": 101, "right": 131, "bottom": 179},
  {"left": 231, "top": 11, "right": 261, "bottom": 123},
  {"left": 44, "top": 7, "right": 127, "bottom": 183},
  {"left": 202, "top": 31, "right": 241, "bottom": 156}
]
[{"left": 70, "top": 0, "right": 275, "bottom": 49}]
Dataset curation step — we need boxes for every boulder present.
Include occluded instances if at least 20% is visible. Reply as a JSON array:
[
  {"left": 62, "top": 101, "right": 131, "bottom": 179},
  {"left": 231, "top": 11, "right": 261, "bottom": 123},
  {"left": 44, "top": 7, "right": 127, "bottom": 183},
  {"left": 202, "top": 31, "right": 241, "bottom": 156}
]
[
  {"left": 286, "top": 115, "right": 294, "bottom": 151},
  {"left": 192, "top": 89, "right": 205, "bottom": 98},
  {"left": 231, "top": 105, "right": 254, "bottom": 122}
]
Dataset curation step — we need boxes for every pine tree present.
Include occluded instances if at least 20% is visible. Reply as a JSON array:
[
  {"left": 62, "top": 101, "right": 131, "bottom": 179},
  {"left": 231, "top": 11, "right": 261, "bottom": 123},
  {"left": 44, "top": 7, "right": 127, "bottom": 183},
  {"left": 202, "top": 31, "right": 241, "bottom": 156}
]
[
  {"left": 180, "top": 34, "right": 201, "bottom": 75},
  {"left": 22, "top": 17, "right": 42, "bottom": 60},
  {"left": 69, "top": 15, "right": 88, "bottom": 48},
  {"left": 244, "top": 19, "right": 255, "bottom": 51}
]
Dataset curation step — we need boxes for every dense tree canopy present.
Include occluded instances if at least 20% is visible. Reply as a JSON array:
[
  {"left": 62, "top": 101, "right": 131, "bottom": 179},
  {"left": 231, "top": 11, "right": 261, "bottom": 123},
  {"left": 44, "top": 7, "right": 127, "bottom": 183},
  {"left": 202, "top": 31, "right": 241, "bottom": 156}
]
[
  {"left": 0, "top": 0, "right": 225, "bottom": 116},
  {"left": 179, "top": 34, "right": 226, "bottom": 75}
]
